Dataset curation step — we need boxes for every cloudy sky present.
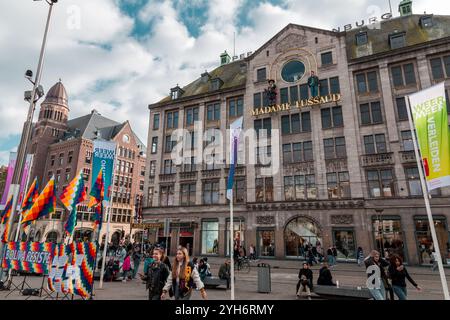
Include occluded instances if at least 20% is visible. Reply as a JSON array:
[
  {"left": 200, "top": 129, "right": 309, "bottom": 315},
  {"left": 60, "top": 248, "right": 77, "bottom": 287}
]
[{"left": 0, "top": 0, "right": 449, "bottom": 165}]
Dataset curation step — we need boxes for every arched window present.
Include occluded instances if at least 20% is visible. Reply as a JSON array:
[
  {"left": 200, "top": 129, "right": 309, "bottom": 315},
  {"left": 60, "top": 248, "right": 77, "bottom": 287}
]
[
  {"left": 284, "top": 216, "right": 322, "bottom": 258},
  {"left": 46, "top": 231, "right": 58, "bottom": 243}
]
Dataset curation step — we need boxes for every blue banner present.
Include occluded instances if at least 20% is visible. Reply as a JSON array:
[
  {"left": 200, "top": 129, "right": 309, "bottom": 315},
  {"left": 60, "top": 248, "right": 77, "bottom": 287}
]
[{"left": 92, "top": 140, "right": 116, "bottom": 202}]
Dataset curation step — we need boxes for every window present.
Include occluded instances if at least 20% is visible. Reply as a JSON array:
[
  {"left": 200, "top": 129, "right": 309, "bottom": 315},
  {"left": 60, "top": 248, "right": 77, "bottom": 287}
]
[
  {"left": 228, "top": 96, "right": 243, "bottom": 118},
  {"left": 284, "top": 175, "right": 317, "bottom": 200},
  {"left": 253, "top": 93, "right": 262, "bottom": 108},
  {"left": 299, "top": 84, "right": 309, "bottom": 100},
  {"left": 321, "top": 52, "right": 333, "bottom": 66},
  {"left": 360, "top": 101, "right": 382, "bottom": 125},
  {"left": 356, "top": 32, "right": 368, "bottom": 45},
  {"left": 164, "top": 135, "right": 176, "bottom": 153},
  {"left": 201, "top": 221, "right": 219, "bottom": 255},
  {"left": 401, "top": 130, "right": 414, "bottom": 151},
  {"left": 50, "top": 155, "right": 55, "bottom": 166},
  {"left": 68, "top": 151, "right": 73, "bottom": 164},
  {"left": 281, "top": 112, "right": 311, "bottom": 135},
  {"left": 151, "top": 137, "right": 158, "bottom": 154},
  {"left": 430, "top": 56, "right": 450, "bottom": 80},
  {"left": 283, "top": 141, "right": 313, "bottom": 164},
  {"left": 183, "top": 156, "right": 197, "bottom": 172},
  {"left": 321, "top": 106, "right": 343, "bottom": 129},
  {"left": 207, "top": 103, "right": 220, "bottom": 121},
  {"left": 367, "top": 169, "right": 395, "bottom": 197},
  {"left": 203, "top": 181, "right": 219, "bottom": 204},
  {"left": 153, "top": 114, "right": 160, "bottom": 130},
  {"left": 327, "top": 172, "right": 350, "bottom": 199},
  {"left": 389, "top": 33, "right": 406, "bottom": 49},
  {"left": 329, "top": 77, "right": 340, "bottom": 94},
  {"left": 405, "top": 167, "right": 422, "bottom": 196},
  {"left": 255, "top": 177, "right": 273, "bottom": 202},
  {"left": 232, "top": 178, "right": 246, "bottom": 204},
  {"left": 139, "top": 180, "right": 144, "bottom": 191},
  {"left": 181, "top": 183, "right": 196, "bottom": 205},
  {"left": 186, "top": 106, "right": 199, "bottom": 126},
  {"left": 281, "top": 60, "right": 305, "bottom": 83},
  {"left": 163, "top": 159, "right": 176, "bottom": 174},
  {"left": 256, "top": 146, "right": 272, "bottom": 165},
  {"left": 391, "top": 63, "right": 416, "bottom": 87},
  {"left": 166, "top": 110, "right": 179, "bottom": 129},
  {"left": 160, "top": 185, "right": 174, "bottom": 206},
  {"left": 324, "top": 137, "right": 346, "bottom": 159},
  {"left": 280, "top": 88, "right": 289, "bottom": 104},
  {"left": 319, "top": 79, "right": 329, "bottom": 96},
  {"left": 420, "top": 16, "right": 433, "bottom": 28},
  {"left": 257, "top": 68, "right": 267, "bottom": 82},
  {"left": 289, "top": 86, "right": 298, "bottom": 104},
  {"left": 147, "top": 187, "right": 154, "bottom": 207},
  {"left": 254, "top": 118, "right": 272, "bottom": 138},
  {"left": 364, "top": 134, "right": 386, "bottom": 154},
  {"left": 356, "top": 71, "right": 378, "bottom": 94},
  {"left": 396, "top": 97, "right": 408, "bottom": 121},
  {"left": 59, "top": 153, "right": 64, "bottom": 166}
]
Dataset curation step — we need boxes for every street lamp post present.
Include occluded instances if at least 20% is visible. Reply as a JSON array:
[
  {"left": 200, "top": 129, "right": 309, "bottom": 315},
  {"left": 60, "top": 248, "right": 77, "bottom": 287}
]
[{"left": 0, "top": 0, "right": 58, "bottom": 281}]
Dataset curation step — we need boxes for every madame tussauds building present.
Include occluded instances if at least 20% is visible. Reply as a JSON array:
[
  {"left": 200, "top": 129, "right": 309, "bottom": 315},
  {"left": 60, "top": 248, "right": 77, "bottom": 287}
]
[{"left": 143, "top": 5, "right": 450, "bottom": 265}]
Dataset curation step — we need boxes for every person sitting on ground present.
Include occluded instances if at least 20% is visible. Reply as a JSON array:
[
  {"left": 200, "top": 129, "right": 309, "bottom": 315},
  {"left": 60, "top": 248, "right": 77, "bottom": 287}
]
[
  {"left": 297, "top": 263, "right": 313, "bottom": 299},
  {"left": 219, "top": 259, "right": 231, "bottom": 289},
  {"left": 198, "top": 259, "right": 209, "bottom": 281},
  {"left": 317, "top": 262, "right": 336, "bottom": 286}
]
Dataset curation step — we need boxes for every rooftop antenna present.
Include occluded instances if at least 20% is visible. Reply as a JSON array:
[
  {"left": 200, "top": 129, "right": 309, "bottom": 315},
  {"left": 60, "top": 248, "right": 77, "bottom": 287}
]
[
  {"left": 233, "top": 31, "right": 236, "bottom": 59},
  {"left": 388, "top": 0, "right": 393, "bottom": 15}
]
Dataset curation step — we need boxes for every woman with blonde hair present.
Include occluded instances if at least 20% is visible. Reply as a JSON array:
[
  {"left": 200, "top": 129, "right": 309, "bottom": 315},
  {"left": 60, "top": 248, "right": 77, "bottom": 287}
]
[{"left": 161, "top": 247, "right": 207, "bottom": 300}]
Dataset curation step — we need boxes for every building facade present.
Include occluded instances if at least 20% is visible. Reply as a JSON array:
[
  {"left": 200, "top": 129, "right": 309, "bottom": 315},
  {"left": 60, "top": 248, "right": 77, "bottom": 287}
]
[
  {"left": 21, "top": 81, "right": 146, "bottom": 245},
  {"left": 143, "top": 4, "right": 450, "bottom": 265}
]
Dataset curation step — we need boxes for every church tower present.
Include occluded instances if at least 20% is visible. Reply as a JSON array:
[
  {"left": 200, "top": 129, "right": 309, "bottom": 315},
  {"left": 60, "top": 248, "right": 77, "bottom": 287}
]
[{"left": 29, "top": 80, "right": 69, "bottom": 186}]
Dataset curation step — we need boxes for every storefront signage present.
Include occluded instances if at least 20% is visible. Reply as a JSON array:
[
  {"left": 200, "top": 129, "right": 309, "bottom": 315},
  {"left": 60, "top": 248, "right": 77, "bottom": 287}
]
[
  {"left": 257, "top": 216, "right": 275, "bottom": 225},
  {"left": 131, "top": 223, "right": 164, "bottom": 229},
  {"left": 252, "top": 94, "right": 341, "bottom": 116}
]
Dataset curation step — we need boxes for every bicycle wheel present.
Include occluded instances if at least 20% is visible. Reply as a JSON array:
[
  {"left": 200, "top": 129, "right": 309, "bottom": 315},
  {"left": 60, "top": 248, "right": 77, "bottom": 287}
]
[{"left": 241, "top": 261, "right": 250, "bottom": 273}]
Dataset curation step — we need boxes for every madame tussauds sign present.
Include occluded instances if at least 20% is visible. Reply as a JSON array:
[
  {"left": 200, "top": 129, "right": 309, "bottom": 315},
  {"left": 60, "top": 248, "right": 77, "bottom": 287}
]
[{"left": 252, "top": 93, "right": 341, "bottom": 116}]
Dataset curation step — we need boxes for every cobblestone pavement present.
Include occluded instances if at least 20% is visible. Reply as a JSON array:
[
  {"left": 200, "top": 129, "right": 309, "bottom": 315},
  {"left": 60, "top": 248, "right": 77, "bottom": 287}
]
[{"left": 1, "top": 257, "right": 450, "bottom": 300}]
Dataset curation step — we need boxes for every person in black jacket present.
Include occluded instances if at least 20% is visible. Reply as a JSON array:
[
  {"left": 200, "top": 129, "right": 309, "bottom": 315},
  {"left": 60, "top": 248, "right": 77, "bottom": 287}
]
[
  {"left": 317, "top": 262, "right": 336, "bottom": 286},
  {"left": 296, "top": 263, "right": 313, "bottom": 299},
  {"left": 388, "top": 254, "right": 421, "bottom": 300},
  {"left": 139, "top": 247, "right": 170, "bottom": 300},
  {"left": 365, "top": 250, "right": 390, "bottom": 300}
]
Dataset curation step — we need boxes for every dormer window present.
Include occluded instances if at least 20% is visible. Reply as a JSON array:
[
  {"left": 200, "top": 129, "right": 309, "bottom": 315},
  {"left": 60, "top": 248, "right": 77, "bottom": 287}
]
[
  {"left": 210, "top": 78, "right": 224, "bottom": 91},
  {"left": 389, "top": 33, "right": 406, "bottom": 50},
  {"left": 356, "top": 32, "right": 368, "bottom": 46},
  {"left": 420, "top": 16, "right": 433, "bottom": 28},
  {"left": 170, "top": 85, "right": 184, "bottom": 100}
]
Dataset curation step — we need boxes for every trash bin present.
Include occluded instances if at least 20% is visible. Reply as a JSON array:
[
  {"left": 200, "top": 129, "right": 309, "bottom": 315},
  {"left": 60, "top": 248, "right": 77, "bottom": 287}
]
[{"left": 257, "top": 263, "right": 271, "bottom": 293}]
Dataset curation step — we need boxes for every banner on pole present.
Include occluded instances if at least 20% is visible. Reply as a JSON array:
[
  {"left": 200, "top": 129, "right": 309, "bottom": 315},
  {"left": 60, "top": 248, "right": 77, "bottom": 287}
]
[
  {"left": 92, "top": 141, "right": 116, "bottom": 201},
  {"left": 48, "top": 242, "right": 97, "bottom": 298},
  {"left": 1, "top": 153, "right": 33, "bottom": 206},
  {"left": 408, "top": 83, "right": 450, "bottom": 190},
  {"left": 1, "top": 242, "right": 55, "bottom": 274}
]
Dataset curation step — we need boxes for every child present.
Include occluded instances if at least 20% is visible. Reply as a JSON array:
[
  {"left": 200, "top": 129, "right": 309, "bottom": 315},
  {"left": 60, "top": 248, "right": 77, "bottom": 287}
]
[{"left": 122, "top": 251, "right": 132, "bottom": 282}]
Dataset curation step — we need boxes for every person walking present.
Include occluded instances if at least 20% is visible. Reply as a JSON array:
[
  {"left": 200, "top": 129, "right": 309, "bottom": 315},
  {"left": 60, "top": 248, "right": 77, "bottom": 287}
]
[
  {"left": 121, "top": 251, "right": 132, "bottom": 282},
  {"left": 388, "top": 254, "right": 421, "bottom": 300},
  {"left": 132, "top": 241, "right": 142, "bottom": 279},
  {"left": 357, "top": 247, "right": 365, "bottom": 266},
  {"left": 139, "top": 246, "right": 170, "bottom": 300},
  {"left": 327, "top": 247, "right": 334, "bottom": 266},
  {"left": 296, "top": 263, "right": 313, "bottom": 300},
  {"left": 332, "top": 246, "right": 338, "bottom": 265},
  {"left": 249, "top": 244, "right": 256, "bottom": 261},
  {"left": 161, "top": 247, "right": 207, "bottom": 300},
  {"left": 317, "top": 262, "right": 336, "bottom": 286},
  {"left": 430, "top": 251, "right": 439, "bottom": 271},
  {"left": 307, "top": 248, "right": 317, "bottom": 266},
  {"left": 364, "top": 250, "right": 390, "bottom": 300}
]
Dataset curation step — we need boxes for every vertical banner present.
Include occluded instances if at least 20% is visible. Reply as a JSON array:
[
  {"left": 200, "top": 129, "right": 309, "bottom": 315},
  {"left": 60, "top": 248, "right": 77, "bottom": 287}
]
[
  {"left": 1, "top": 153, "right": 33, "bottom": 206},
  {"left": 408, "top": 82, "right": 450, "bottom": 190},
  {"left": 91, "top": 141, "right": 116, "bottom": 201}
]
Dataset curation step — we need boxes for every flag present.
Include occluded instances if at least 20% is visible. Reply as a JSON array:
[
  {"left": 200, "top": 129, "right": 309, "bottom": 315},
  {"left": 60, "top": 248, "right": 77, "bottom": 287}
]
[
  {"left": 93, "top": 202, "right": 103, "bottom": 231},
  {"left": 408, "top": 82, "right": 450, "bottom": 190},
  {"left": 1, "top": 196, "right": 13, "bottom": 243},
  {"left": 226, "top": 117, "right": 243, "bottom": 200},
  {"left": 22, "top": 176, "right": 56, "bottom": 224},
  {"left": 21, "top": 178, "right": 39, "bottom": 230},
  {"left": 60, "top": 171, "right": 87, "bottom": 237},
  {"left": 88, "top": 169, "right": 104, "bottom": 209}
]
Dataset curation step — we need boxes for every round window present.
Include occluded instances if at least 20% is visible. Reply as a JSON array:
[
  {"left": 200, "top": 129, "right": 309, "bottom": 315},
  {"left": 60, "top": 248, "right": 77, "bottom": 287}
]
[
  {"left": 123, "top": 134, "right": 130, "bottom": 143},
  {"left": 281, "top": 60, "right": 306, "bottom": 83}
]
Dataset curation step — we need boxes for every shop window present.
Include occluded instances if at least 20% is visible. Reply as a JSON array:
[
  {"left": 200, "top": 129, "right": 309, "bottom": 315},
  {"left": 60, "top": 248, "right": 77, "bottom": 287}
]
[
  {"left": 201, "top": 221, "right": 219, "bottom": 255},
  {"left": 226, "top": 219, "right": 245, "bottom": 256},
  {"left": 372, "top": 217, "right": 406, "bottom": 261},
  {"left": 258, "top": 229, "right": 275, "bottom": 257},
  {"left": 332, "top": 229, "right": 356, "bottom": 260},
  {"left": 415, "top": 217, "right": 449, "bottom": 265},
  {"left": 285, "top": 217, "right": 322, "bottom": 258}
]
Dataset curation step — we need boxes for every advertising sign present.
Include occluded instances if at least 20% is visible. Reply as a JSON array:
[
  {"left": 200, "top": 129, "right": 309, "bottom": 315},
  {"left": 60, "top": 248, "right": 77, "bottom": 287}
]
[
  {"left": 1, "top": 242, "right": 55, "bottom": 274},
  {"left": 92, "top": 140, "right": 116, "bottom": 201}
]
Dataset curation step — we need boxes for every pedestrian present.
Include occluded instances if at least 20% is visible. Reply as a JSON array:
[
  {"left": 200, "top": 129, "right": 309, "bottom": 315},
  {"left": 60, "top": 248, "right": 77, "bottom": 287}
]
[
  {"left": 364, "top": 250, "right": 390, "bottom": 300},
  {"left": 332, "top": 246, "right": 338, "bottom": 265},
  {"left": 388, "top": 254, "right": 421, "bottom": 300},
  {"left": 430, "top": 251, "right": 439, "bottom": 271},
  {"left": 121, "top": 251, "right": 132, "bottom": 282},
  {"left": 219, "top": 259, "right": 231, "bottom": 289},
  {"left": 139, "top": 246, "right": 170, "bottom": 300},
  {"left": 192, "top": 257, "right": 199, "bottom": 271},
  {"left": 357, "top": 247, "right": 364, "bottom": 267},
  {"left": 198, "top": 259, "right": 209, "bottom": 281},
  {"left": 161, "top": 247, "right": 207, "bottom": 300},
  {"left": 162, "top": 246, "right": 172, "bottom": 270},
  {"left": 296, "top": 262, "right": 313, "bottom": 299},
  {"left": 132, "top": 241, "right": 142, "bottom": 279},
  {"left": 317, "top": 262, "right": 336, "bottom": 286},
  {"left": 327, "top": 247, "right": 334, "bottom": 266},
  {"left": 249, "top": 244, "right": 256, "bottom": 261},
  {"left": 307, "top": 248, "right": 316, "bottom": 266},
  {"left": 143, "top": 249, "right": 155, "bottom": 277}
]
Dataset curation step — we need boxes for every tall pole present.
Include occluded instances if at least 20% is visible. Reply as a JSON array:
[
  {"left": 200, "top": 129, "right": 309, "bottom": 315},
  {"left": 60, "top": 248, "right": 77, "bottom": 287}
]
[
  {"left": 0, "top": 1, "right": 56, "bottom": 279},
  {"left": 229, "top": 189, "right": 235, "bottom": 300},
  {"left": 388, "top": 0, "right": 393, "bottom": 15},
  {"left": 405, "top": 97, "right": 450, "bottom": 300},
  {"left": 99, "top": 203, "right": 111, "bottom": 289}
]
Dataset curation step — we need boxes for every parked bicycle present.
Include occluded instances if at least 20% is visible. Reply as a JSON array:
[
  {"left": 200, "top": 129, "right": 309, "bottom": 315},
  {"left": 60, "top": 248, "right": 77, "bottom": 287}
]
[{"left": 234, "top": 256, "right": 251, "bottom": 273}]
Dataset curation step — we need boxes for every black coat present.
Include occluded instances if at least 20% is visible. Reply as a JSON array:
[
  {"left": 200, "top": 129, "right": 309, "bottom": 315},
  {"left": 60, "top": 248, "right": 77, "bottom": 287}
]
[
  {"left": 163, "top": 256, "right": 172, "bottom": 270},
  {"left": 317, "top": 267, "right": 335, "bottom": 286},
  {"left": 297, "top": 268, "right": 313, "bottom": 290},
  {"left": 145, "top": 262, "right": 170, "bottom": 297},
  {"left": 388, "top": 264, "right": 417, "bottom": 288}
]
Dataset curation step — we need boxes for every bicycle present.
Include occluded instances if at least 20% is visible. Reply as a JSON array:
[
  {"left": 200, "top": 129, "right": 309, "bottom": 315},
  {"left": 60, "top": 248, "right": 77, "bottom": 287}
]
[{"left": 234, "top": 256, "right": 251, "bottom": 273}]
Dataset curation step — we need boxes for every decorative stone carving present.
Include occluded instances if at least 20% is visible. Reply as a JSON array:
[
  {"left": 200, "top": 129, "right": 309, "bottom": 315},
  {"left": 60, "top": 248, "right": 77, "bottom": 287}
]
[
  {"left": 331, "top": 215, "right": 354, "bottom": 225},
  {"left": 257, "top": 216, "right": 275, "bottom": 225},
  {"left": 276, "top": 34, "right": 308, "bottom": 53}
]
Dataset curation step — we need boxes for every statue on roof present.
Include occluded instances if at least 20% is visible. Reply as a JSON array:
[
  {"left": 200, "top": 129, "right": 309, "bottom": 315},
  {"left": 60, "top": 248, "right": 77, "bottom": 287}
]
[{"left": 265, "top": 79, "right": 277, "bottom": 106}]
